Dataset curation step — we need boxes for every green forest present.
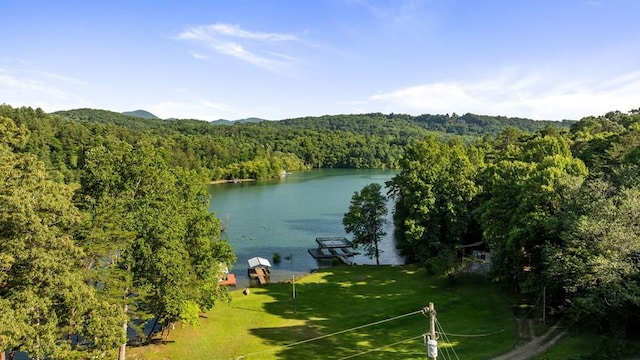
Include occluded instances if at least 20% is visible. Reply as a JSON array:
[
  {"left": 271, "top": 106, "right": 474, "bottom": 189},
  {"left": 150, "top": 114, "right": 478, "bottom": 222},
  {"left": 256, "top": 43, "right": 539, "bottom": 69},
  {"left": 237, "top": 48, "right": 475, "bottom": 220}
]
[
  {"left": 1, "top": 104, "right": 639, "bottom": 359},
  {"left": 388, "top": 110, "right": 640, "bottom": 350}
]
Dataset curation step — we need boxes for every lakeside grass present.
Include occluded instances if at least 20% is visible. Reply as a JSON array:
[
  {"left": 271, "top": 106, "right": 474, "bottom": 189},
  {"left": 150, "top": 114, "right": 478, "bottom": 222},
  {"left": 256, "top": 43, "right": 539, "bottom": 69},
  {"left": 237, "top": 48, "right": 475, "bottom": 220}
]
[{"left": 128, "top": 265, "right": 516, "bottom": 360}]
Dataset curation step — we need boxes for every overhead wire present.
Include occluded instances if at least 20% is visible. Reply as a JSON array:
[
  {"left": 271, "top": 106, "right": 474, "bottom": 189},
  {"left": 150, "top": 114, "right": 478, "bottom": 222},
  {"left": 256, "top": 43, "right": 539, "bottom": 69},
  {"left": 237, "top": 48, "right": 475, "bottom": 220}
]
[
  {"left": 436, "top": 318, "right": 460, "bottom": 360},
  {"left": 437, "top": 328, "right": 505, "bottom": 337},
  {"left": 237, "top": 303, "right": 505, "bottom": 359},
  {"left": 420, "top": 310, "right": 506, "bottom": 338},
  {"left": 237, "top": 308, "right": 425, "bottom": 359},
  {"left": 337, "top": 334, "right": 425, "bottom": 360}
]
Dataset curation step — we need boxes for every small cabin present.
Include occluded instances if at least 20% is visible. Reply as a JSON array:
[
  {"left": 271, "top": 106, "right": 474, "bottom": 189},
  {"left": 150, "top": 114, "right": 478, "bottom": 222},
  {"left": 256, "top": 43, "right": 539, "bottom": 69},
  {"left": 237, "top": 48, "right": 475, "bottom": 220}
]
[
  {"left": 217, "top": 264, "right": 236, "bottom": 286},
  {"left": 461, "top": 241, "right": 491, "bottom": 273}
]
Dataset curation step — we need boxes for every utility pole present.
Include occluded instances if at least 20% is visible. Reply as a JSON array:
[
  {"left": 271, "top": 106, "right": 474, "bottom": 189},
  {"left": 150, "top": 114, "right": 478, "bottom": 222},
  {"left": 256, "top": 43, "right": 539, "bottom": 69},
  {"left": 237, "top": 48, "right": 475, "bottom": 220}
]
[
  {"left": 292, "top": 275, "right": 297, "bottom": 314},
  {"left": 542, "top": 286, "right": 546, "bottom": 325},
  {"left": 426, "top": 302, "right": 438, "bottom": 360}
]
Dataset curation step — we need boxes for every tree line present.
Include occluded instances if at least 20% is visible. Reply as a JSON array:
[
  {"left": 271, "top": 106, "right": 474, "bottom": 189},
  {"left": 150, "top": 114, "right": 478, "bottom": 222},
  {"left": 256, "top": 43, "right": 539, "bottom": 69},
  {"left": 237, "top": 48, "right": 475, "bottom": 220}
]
[{"left": 2, "top": 106, "right": 572, "bottom": 185}]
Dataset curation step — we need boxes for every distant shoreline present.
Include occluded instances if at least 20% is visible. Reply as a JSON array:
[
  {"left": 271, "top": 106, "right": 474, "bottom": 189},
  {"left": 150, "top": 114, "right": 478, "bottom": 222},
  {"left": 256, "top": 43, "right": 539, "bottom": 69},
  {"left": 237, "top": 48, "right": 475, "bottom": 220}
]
[{"left": 209, "top": 178, "right": 256, "bottom": 185}]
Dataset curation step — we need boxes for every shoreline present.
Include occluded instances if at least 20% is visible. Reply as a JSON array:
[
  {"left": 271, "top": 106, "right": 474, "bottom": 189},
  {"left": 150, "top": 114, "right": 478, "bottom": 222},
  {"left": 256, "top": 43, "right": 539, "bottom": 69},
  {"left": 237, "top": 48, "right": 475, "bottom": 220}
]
[
  {"left": 209, "top": 178, "right": 256, "bottom": 185},
  {"left": 227, "top": 269, "right": 312, "bottom": 291}
]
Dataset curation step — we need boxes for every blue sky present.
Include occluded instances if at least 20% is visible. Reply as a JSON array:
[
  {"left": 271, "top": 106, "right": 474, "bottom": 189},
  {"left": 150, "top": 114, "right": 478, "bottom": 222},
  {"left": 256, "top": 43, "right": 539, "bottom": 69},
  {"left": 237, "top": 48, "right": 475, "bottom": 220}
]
[{"left": 1, "top": 0, "right": 639, "bottom": 121}]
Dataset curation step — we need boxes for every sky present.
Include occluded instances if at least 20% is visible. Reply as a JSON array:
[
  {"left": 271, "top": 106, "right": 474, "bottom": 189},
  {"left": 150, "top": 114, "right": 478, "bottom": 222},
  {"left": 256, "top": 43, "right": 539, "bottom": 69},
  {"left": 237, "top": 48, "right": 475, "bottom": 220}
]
[{"left": 1, "top": 0, "right": 639, "bottom": 121}]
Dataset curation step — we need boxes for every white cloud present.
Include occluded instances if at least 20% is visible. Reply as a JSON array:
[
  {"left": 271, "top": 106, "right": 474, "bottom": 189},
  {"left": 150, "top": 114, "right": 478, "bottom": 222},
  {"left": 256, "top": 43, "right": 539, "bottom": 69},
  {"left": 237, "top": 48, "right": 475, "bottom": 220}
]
[
  {"left": 203, "top": 23, "right": 298, "bottom": 42},
  {"left": 145, "top": 98, "right": 293, "bottom": 121},
  {"left": 0, "top": 68, "right": 91, "bottom": 111},
  {"left": 368, "top": 69, "right": 640, "bottom": 120},
  {"left": 189, "top": 52, "right": 210, "bottom": 60},
  {"left": 146, "top": 100, "right": 244, "bottom": 121},
  {"left": 36, "top": 70, "right": 88, "bottom": 86},
  {"left": 177, "top": 23, "right": 302, "bottom": 71}
]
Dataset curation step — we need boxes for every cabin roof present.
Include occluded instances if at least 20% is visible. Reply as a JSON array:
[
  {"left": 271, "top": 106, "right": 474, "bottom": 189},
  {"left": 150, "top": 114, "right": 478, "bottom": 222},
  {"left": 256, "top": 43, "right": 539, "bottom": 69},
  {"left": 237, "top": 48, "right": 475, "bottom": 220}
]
[{"left": 461, "top": 241, "right": 485, "bottom": 248}]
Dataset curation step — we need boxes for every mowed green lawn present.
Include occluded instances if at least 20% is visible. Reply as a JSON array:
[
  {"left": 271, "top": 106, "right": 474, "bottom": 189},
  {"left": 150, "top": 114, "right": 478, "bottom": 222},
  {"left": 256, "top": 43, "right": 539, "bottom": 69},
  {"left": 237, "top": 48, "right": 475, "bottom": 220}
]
[{"left": 128, "top": 265, "right": 516, "bottom": 360}]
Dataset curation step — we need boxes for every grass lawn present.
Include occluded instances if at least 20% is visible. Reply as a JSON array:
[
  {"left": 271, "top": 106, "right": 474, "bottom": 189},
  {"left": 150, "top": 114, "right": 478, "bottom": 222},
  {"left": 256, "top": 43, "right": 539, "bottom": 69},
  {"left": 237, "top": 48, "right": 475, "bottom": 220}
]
[
  {"left": 534, "top": 331, "right": 640, "bottom": 360},
  {"left": 532, "top": 331, "right": 595, "bottom": 360},
  {"left": 128, "top": 265, "right": 516, "bottom": 360}
]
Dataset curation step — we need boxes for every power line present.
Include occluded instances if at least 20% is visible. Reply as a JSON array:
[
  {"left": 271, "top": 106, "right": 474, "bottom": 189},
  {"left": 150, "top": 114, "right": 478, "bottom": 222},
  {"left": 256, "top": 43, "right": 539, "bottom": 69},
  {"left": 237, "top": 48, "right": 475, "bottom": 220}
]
[
  {"left": 337, "top": 334, "right": 425, "bottom": 360},
  {"left": 237, "top": 308, "right": 425, "bottom": 359},
  {"left": 422, "top": 308, "right": 505, "bottom": 338},
  {"left": 437, "top": 328, "right": 506, "bottom": 338},
  {"left": 436, "top": 317, "right": 460, "bottom": 360}
]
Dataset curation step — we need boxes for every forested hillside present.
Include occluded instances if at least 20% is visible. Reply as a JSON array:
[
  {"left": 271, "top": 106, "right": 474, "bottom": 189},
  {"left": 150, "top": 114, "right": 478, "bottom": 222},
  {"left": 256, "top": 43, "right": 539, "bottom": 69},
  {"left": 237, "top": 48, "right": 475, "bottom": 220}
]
[
  {"left": 0, "top": 106, "right": 572, "bottom": 185},
  {"left": 281, "top": 112, "right": 574, "bottom": 136}
]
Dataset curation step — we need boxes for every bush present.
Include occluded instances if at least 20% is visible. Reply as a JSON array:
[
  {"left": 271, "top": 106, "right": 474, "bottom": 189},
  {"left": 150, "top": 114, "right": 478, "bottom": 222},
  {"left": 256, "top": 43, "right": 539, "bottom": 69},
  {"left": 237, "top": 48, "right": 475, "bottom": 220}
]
[{"left": 425, "top": 249, "right": 459, "bottom": 284}]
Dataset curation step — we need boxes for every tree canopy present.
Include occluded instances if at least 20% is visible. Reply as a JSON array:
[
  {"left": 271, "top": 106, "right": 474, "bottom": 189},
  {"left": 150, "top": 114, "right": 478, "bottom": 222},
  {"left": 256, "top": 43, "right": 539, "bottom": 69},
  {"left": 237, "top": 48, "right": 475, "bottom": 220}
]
[
  {"left": 0, "top": 108, "right": 236, "bottom": 358},
  {"left": 0, "top": 116, "right": 124, "bottom": 359}
]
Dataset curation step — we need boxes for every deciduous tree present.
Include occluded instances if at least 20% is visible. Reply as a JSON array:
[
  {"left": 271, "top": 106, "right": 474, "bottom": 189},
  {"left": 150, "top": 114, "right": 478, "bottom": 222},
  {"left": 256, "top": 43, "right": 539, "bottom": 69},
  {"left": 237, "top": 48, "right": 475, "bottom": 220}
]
[
  {"left": 545, "top": 181, "right": 640, "bottom": 336},
  {"left": 387, "top": 136, "right": 482, "bottom": 264},
  {"left": 0, "top": 117, "right": 124, "bottom": 359},
  {"left": 343, "top": 183, "right": 388, "bottom": 265}
]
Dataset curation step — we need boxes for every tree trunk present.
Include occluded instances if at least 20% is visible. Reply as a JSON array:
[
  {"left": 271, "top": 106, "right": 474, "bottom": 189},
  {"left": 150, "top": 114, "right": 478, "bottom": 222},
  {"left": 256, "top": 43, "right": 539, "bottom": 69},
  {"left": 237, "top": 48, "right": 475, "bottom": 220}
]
[
  {"left": 1, "top": 350, "right": 6, "bottom": 360},
  {"left": 118, "top": 304, "right": 128, "bottom": 360},
  {"left": 374, "top": 227, "right": 380, "bottom": 266}
]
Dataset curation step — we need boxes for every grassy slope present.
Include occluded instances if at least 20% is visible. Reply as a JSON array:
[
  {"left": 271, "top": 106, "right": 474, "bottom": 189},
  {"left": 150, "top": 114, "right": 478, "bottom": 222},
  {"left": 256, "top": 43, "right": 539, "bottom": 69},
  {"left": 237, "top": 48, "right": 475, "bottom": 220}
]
[{"left": 129, "top": 265, "right": 516, "bottom": 360}]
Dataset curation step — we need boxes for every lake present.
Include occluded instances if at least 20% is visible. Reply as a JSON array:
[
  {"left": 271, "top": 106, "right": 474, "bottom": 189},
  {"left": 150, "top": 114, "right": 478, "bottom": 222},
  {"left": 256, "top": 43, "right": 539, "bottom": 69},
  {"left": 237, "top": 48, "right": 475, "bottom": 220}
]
[{"left": 208, "top": 168, "right": 404, "bottom": 286}]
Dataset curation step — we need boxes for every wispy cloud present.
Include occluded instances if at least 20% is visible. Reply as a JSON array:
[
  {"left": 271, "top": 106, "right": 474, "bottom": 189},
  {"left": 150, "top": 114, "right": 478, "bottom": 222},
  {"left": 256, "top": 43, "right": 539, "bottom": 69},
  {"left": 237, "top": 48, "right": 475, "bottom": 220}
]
[
  {"left": 368, "top": 68, "right": 640, "bottom": 120},
  {"left": 349, "top": 0, "right": 436, "bottom": 33},
  {"left": 147, "top": 100, "right": 242, "bottom": 121},
  {"left": 360, "top": 0, "right": 427, "bottom": 22},
  {"left": 0, "top": 67, "right": 90, "bottom": 110},
  {"left": 189, "top": 52, "right": 210, "bottom": 60},
  {"left": 177, "top": 23, "right": 303, "bottom": 71},
  {"left": 36, "top": 70, "right": 88, "bottom": 86},
  {"left": 201, "top": 23, "right": 298, "bottom": 42}
]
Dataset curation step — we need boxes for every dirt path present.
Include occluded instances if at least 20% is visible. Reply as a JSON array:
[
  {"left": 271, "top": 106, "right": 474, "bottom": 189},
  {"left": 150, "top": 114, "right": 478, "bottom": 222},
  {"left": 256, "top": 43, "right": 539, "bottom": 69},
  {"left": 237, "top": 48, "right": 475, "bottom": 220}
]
[{"left": 492, "top": 319, "right": 566, "bottom": 360}]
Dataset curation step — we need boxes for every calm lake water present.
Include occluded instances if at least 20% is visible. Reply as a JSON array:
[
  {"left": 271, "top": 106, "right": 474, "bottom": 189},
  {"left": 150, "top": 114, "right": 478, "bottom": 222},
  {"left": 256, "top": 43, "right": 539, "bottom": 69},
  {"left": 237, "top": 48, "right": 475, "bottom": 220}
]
[{"left": 208, "top": 169, "right": 404, "bottom": 286}]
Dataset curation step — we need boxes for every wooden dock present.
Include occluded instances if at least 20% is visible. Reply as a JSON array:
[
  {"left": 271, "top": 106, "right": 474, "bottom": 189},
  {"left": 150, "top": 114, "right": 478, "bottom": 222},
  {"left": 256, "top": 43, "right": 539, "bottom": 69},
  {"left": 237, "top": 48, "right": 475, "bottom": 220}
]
[
  {"left": 252, "top": 268, "right": 267, "bottom": 285},
  {"left": 330, "top": 249, "right": 353, "bottom": 265},
  {"left": 308, "top": 237, "right": 359, "bottom": 265},
  {"left": 248, "top": 266, "right": 270, "bottom": 286}
]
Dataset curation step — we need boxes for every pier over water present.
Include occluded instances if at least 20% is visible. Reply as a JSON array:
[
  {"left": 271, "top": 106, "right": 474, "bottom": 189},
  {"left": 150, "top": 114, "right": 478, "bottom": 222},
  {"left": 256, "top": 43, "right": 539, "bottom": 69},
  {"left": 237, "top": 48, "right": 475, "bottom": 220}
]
[{"left": 308, "top": 237, "right": 360, "bottom": 265}]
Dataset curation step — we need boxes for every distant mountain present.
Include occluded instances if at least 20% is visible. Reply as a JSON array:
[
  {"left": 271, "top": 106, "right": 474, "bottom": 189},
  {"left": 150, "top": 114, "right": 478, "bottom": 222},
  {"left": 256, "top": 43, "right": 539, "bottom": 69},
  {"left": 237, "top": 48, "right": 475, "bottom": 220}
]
[
  {"left": 122, "top": 110, "right": 159, "bottom": 119},
  {"left": 211, "top": 117, "right": 266, "bottom": 125}
]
